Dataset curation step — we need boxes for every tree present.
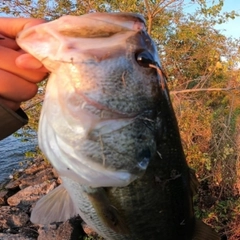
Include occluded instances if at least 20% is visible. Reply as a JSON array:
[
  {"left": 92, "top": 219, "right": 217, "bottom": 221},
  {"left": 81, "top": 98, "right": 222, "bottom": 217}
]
[{"left": 1, "top": 0, "right": 240, "bottom": 239}]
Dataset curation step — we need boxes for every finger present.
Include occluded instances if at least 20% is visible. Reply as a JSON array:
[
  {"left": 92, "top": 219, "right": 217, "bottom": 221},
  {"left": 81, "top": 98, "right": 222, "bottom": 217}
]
[
  {"left": 0, "top": 45, "right": 47, "bottom": 83},
  {"left": 0, "top": 69, "right": 38, "bottom": 102},
  {"left": 16, "top": 53, "right": 49, "bottom": 72},
  {"left": 0, "top": 18, "right": 45, "bottom": 39},
  {"left": 0, "top": 34, "right": 19, "bottom": 49},
  {"left": 0, "top": 98, "right": 20, "bottom": 111}
]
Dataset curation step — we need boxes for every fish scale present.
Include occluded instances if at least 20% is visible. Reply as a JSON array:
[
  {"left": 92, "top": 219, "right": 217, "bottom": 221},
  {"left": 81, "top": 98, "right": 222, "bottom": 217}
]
[
  {"left": 17, "top": 12, "right": 220, "bottom": 240},
  {"left": 61, "top": 177, "right": 128, "bottom": 240}
]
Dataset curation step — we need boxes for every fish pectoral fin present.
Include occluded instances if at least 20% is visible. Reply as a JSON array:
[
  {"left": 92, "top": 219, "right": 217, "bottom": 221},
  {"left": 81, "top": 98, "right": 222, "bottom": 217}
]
[
  {"left": 31, "top": 184, "right": 78, "bottom": 224},
  {"left": 193, "top": 220, "right": 220, "bottom": 240},
  {"left": 86, "top": 187, "right": 129, "bottom": 234}
]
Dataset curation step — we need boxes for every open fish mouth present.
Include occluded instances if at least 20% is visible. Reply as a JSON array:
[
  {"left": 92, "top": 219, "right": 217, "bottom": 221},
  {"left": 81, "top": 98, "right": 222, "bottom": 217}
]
[{"left": 17, "top": 12, "right": 147, "bottom": 65}]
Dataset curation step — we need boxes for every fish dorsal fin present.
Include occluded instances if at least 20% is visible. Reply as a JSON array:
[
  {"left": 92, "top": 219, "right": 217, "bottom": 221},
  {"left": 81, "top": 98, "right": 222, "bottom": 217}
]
[
  {"left": 31, "top": 184, "right": 78, "bottom": 224},
  {"left": 189, "top": 168, "right": 200, "bottom": 196},
  {"left": 193, "top": 220, "right": 220, "bottom": 240}
]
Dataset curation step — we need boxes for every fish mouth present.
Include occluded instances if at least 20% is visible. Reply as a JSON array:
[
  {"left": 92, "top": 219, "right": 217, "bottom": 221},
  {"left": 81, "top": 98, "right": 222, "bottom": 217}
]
[
  {"left": 17, "top": 13, "right": 147, "bottom": 64},
  {"left": 57, "top": 12, "right": 147, "bottom": 38}
]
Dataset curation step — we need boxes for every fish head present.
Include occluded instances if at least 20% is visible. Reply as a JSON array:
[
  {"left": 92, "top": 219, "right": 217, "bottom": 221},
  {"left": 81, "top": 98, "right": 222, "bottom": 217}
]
[{"left": 17, "top": 13, "right": 164, "bottom": 187}]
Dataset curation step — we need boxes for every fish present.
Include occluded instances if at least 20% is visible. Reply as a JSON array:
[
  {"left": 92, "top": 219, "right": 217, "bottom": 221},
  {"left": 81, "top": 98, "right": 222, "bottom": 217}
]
[{"left": 17, "top": 12, "right": 220, "bottom": 240}]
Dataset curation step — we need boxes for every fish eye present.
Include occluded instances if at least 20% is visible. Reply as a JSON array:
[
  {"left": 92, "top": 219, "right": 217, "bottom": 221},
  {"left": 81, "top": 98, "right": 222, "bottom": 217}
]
[{"left": 135, "top": 50, "right": 156, "bottom": 68}]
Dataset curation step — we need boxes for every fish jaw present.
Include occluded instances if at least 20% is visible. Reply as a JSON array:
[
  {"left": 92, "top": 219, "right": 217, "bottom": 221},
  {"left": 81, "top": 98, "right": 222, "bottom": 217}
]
[{"left": 16, "top": 13, "right": 146, "bottom": 71}]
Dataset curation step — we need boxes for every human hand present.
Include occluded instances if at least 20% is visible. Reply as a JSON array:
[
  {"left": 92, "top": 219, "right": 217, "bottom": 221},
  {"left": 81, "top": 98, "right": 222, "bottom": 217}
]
[{"left": 0, "top": 18, "right": 49, "bottom": 111}]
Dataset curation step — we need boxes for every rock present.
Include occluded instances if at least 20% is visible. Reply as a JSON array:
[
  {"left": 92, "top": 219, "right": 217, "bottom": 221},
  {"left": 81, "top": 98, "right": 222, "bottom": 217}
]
[
  {"left": 82, "top": 222, "right": 99, "bottom": 237},
  {"left": 37, "top": 217, "right": 84, "bottom": 240},
  {"left": 56, "top": 178, "right": 62, "bottom": 185},
  {"left": 24, "top": 159, "right": 49, "bottom": 175},
  {"left": 7, "top": 181, "right": 57, "bottom": 207},
  {"left": 19, "top": 168, "right": 56, "bottom": 189},
  {"left": 0, "top": 157, "right": 92, "bottom": 239},
  {"left": 4, "top": 180, "right": 21, "bottom": 190},
  {"left": 0, "top": 233, "right": 36, "bottom": 240},
  {"left": 0, "top": 190, "right": 8, "bottom": 205},
  {"left": 51, "top": 168, "right": 59, "bottom": 179},
  {"left": 0, "top": 206, "right": 29, "bottom": 229}
]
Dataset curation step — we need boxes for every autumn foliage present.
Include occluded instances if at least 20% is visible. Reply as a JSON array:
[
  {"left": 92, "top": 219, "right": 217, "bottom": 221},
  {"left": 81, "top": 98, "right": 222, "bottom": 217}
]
[{"left": 1, "top": 0, "right": 240, "bottom": 239}]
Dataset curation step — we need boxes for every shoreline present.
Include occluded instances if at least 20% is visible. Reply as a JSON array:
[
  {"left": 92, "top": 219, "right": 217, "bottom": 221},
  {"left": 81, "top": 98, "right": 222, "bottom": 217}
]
[{"left": 0, "top": 157, "right": 91, "bottom": 240}]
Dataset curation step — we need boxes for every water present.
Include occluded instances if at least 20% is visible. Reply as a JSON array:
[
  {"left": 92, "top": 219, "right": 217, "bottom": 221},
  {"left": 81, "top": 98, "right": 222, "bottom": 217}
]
[{"left": 0, "top": 131, "right": 38, "bottom": 182}]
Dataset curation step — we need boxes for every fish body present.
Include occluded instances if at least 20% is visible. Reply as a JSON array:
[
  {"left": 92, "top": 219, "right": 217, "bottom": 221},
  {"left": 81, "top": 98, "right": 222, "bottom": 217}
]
[{"left": 17, "top": 13, "right": 219, "bottom": 240}]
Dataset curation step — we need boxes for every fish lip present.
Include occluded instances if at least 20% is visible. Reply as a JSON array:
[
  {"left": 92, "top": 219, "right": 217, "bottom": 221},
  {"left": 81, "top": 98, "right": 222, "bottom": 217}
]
[{"left": 77, "top": 90, "right": 139, "bottom": 119}]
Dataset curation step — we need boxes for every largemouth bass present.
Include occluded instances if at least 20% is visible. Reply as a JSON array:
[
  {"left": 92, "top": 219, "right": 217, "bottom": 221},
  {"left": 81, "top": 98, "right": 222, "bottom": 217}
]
[{"left": 17, "top": 13, "right": 219, "bottom": 240}]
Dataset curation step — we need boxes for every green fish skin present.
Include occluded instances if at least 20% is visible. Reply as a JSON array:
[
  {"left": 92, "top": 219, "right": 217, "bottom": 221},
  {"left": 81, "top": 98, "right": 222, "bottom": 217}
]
[{"left": 17, "top": 12, "right": 220, "bottom": 240}]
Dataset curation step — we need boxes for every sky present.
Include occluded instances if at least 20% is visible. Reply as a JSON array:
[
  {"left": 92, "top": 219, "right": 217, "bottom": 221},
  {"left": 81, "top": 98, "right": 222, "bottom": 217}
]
[
  {"left": 0, "top": 1, "right": 239, "bottom": 39},
  {"left": 185, "top": 0, "right": 240, "bottom": 39},
  {"left": 215, "top": 0, "right": 240, "bottom": 39}
]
